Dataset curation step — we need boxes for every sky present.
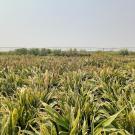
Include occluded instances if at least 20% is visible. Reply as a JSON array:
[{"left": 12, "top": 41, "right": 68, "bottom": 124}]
[{"left": 0, "top": 0, "right": 135, "bottom": 48}]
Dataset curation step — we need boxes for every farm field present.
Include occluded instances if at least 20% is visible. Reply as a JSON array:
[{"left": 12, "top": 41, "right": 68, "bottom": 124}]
[{"left": 0, "top": 54, "right": 135, "bottom": 135}]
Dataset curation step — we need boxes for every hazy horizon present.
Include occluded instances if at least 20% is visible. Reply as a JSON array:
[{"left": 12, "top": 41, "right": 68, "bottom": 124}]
[{"left": 0, "top": 0, "right": 135, "bottom": 48}]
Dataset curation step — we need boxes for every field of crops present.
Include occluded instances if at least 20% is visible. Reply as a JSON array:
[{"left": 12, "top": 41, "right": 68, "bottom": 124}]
[{"left": 0, "top": 54, "right": 135, "bottom": 135}]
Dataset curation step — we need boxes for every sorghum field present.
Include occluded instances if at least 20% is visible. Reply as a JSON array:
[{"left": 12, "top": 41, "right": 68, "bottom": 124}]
[{"left": 0, "top": 54, "right": 135, "bottom": 135}]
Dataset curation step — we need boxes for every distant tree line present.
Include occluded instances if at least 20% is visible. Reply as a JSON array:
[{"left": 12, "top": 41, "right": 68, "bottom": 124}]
[
  {"left": 0, "top": 48, "right": 132, "bottom": 56},
  {"left": 7, "top": 48, "right": 91, "bottom": 56}
]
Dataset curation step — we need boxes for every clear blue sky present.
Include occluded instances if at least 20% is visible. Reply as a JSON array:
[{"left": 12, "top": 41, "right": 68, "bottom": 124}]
[{"left": 0, "top": 0, "right": 135, "bottom": 48}]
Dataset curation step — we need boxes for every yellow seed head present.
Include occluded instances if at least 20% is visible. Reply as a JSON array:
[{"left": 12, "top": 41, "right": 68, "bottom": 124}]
[{"left": 128, "top": 109, "right": 135, "bottom": 127}]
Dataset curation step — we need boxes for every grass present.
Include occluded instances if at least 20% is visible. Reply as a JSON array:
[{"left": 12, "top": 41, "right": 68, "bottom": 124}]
[{"left": 0, "top": 54, "right": 135, "bottom": 135}]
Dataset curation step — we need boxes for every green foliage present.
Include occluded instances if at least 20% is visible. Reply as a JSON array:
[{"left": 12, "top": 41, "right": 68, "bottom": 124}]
[
  {"left": 40, "top": 48, "right": 52, "bottom": 56},
  {"left": 28, "top": 48, "right": 40, "bottom": 56},
  {"left": 15, "top": 48, "right": 28, "bottom": 55},
  {"left": 119, "top": 48, "right": 129, "bottom": 56},
  {"left": 5, "top": 48, "right": 92, "bottom": 56}
]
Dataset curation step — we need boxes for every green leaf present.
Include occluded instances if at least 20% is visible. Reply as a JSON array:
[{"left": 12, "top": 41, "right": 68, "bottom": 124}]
[
  {"left": 94, "top": 107, "right": 125, "bottom": 135},
  {"left": 70, "top": 108, "right": 81, "bottom": 135},
  {"left": 42, "top": 102, "right": 69, "bottom": 130}
]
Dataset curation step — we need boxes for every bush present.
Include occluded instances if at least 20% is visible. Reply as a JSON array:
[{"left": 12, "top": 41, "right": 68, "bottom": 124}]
[
  {"left": 28, "top": 48, "right": 40, "bottom": 56},
  {"left": 40, "top": 48, "right": 48, "bottom": 56},
  {"left": 119, "top": 49, "right": 129, "bottom": 56},
  {"left": 15, "top": 48, "right": 28, "bottom": 55},
  {"left": 52, "top": 49, "right": 62, "bottom": 56}
]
